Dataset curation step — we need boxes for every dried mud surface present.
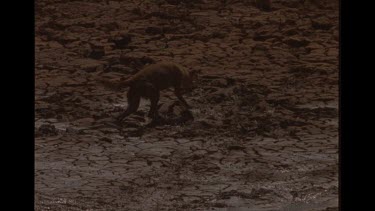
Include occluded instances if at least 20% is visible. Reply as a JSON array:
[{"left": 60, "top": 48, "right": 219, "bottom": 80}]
[{"left": 35, "top": 0, "right": 339, "bottom": 210}]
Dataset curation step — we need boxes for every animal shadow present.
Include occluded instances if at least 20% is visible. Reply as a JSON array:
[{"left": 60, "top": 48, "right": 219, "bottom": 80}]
[{"left": 146, "top": 109, "right": 194, "bottom": 127}]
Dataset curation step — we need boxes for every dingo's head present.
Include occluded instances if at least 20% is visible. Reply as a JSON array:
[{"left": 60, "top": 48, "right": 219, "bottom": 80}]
[{"left": 181, "top": 69, "right": 199, "bottom": 91}]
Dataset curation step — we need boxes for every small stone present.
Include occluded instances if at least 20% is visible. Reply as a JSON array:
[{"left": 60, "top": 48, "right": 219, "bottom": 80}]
[
  {"left": 111, "top": 33, "right": 132, "bottom": 49},
  {"left": 36, "top": 124, "right": 59, "bottom": 136}
]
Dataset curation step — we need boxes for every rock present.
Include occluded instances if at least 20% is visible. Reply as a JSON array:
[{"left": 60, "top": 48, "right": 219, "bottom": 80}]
[
  {"left": 111, "top": 33, "right": 132, "bottom": 49},
  {"left": 36, "top": 124, "right": 59, "bottom": 137},
  {"left": 311, "top": 17, "right": 334, "bottom": 30}
]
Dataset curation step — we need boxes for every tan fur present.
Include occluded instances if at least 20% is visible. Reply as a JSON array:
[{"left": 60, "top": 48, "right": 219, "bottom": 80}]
[{"left": 98, "top": 62, "right": 198, "bottom": 121}]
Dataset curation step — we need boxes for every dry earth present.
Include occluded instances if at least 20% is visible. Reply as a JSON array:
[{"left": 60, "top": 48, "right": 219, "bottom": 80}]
[{"left": 35, "top": 0, "right": 339, "bottom": 210}]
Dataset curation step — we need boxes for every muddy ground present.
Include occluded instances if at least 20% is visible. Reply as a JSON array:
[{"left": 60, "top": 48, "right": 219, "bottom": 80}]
[{"left": 35, "top": 0, "right": 339, "bottom": 210}]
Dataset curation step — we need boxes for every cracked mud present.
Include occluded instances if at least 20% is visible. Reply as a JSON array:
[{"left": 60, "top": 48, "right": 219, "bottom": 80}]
[{"left": 35, "top": 0, "right": 339, "bottom": 210}]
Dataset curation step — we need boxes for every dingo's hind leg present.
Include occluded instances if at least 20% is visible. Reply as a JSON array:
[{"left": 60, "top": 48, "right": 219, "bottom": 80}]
[
  {"left": 117, "top": 88, "right": 140, "bottom": 122},
  {"left": 148, "top": 90, "right": 160, "bottom": 118},
  {"left": 174, "top": 87, "right": 191, "bottom": 109}
]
